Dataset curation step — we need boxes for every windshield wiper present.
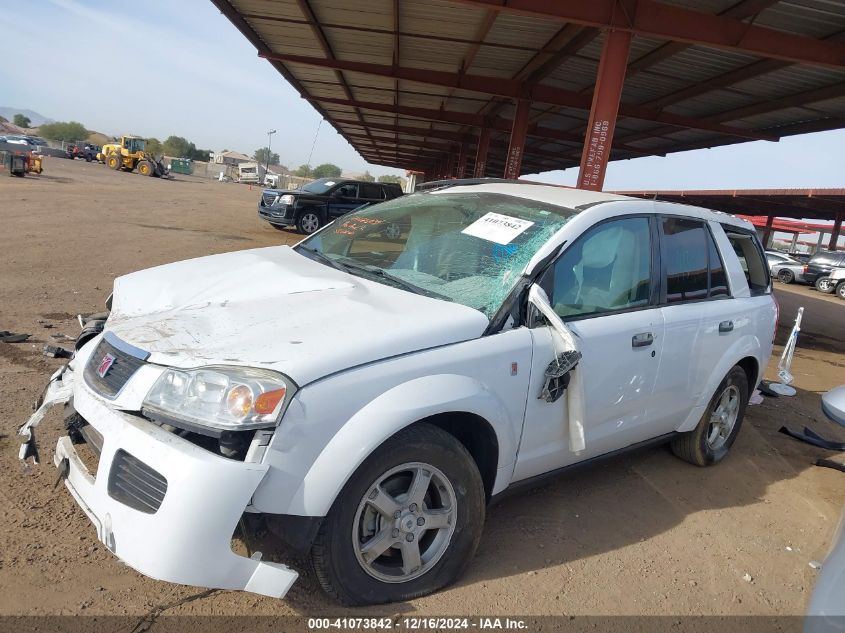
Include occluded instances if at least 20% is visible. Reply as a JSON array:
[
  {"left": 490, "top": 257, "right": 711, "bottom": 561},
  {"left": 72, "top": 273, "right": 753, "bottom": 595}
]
[
  {"left": 297, "top": 246, "right": 346, "bottom": 273},
  {"left": 337, "top": 259, "right": 451, "bottom": 301}
]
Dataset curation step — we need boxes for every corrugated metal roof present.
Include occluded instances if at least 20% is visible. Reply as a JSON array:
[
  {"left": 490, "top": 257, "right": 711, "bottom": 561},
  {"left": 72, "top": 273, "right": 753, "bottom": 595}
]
[{"left": 214, "top": 0, "right": 845, "bottom": 175}]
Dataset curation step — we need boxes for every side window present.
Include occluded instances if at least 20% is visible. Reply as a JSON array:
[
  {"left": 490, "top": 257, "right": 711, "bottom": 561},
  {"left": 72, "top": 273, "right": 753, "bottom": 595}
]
[
  {"left": 334, "top": 184, "right": 358, "bottom": 198},
  {"left": 661, "top": 217, "right": 708, "bottom": 303},
  {"left": 540, "top": 217, "right": 652, "bottom": 319},
  {"left": 725, "top": 229, "right": 770, "bottom": 295}
]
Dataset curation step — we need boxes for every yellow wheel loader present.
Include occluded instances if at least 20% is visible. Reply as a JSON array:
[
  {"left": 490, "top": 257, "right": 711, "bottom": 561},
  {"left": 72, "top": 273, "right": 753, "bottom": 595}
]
[{"left": 101, "top": 136, "right": 168, "bottom": 177}]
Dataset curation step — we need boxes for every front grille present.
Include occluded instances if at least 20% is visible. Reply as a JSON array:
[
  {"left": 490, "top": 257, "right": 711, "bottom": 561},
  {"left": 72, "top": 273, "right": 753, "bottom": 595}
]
[
  {"left": 262, "top": 192, "right": 277, "bottom": 206},
  {"left": 83, "top": 337, "right": 146, "bottom": 398},
  {"left": 108, "top": 449, "right": 168, "bottom": 514}
]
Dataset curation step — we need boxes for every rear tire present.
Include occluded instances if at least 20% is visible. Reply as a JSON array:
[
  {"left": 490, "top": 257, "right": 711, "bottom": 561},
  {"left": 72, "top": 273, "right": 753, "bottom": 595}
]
[
  {"left": 777, "top": 269, "right": 794, "bottom": 284},
  {"left": 310, "top": 423, "right": 485, "bottom": 606},
  {"left": 836, "top": 281, "right": 845, "bottom": 300},
  {"left": 816, "top": 277, "right": 835, "bottom": 293},
  {"left": 671, "top": 366, "right": 748, "bottom": 467}
]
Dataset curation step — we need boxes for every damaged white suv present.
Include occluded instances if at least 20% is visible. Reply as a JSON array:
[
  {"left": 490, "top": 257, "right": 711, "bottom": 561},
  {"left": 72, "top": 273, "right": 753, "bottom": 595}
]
[{"left": 20, "top": 181, "right": 776, "bottom": 605}]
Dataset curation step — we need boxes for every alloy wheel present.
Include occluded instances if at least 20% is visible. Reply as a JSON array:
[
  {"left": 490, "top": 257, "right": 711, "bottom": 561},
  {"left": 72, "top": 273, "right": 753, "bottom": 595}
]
[
  {"left": 301, "top": 213, "right": 320, "bottom": 234},
  {"left": 706, "top": 385, "right": 740, "bottom": 450},
  {"left": 352, "top": 462, "right": 456, "bottom": 583}
]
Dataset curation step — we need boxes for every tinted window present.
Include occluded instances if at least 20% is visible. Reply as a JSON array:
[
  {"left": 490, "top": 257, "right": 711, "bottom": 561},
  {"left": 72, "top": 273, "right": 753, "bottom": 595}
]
[
  {"left": 360, "top": 183, "right": 383, "bottom": 199},
  {"left": 662, "top": 218, "right": 708, "bottom": 303},
  {"left": 541, "top": 217, "right": 651, "bottom": 318},
  {"left": 334, "top": 183, "right": 358, "bottom": 198}
]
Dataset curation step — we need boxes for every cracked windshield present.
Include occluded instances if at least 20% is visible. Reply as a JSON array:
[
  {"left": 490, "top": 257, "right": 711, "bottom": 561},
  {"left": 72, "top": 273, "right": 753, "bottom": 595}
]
[{"left": 297, "top": 191, "right": 578, "bottom": 317}]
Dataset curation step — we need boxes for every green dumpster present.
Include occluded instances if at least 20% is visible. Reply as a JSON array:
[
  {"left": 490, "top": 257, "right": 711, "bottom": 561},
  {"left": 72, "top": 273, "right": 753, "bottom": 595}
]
[{"left": 169, "top": 158, "right": 193, "bottom": 175}]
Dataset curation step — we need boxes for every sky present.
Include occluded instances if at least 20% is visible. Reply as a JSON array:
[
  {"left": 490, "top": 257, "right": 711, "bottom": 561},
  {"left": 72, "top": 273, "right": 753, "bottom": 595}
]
[{"left": 1, "top": 0, "right": 843, "bottom": 206}]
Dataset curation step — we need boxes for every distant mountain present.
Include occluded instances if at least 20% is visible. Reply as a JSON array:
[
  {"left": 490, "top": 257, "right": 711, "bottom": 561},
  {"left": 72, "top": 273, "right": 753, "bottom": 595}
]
[{"left": 0, "top": 107, "right": 54, "bottom": 127}]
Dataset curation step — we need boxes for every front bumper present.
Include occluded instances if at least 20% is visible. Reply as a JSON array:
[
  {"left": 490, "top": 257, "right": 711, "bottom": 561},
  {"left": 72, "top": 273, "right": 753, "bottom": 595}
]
[
  {"left": 18, "top": 364, "right": 298, "bottom": 599},
  {"left": 258, "top": 204, "right": 294, "bottom": 225}
]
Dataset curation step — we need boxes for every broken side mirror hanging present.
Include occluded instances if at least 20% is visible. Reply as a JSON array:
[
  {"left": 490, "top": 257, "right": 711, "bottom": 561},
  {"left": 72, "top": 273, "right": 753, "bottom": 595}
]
[
  {"left": 541, "top": 349, "right": 582, "bottom": 403},
  {"left": 527, "top": 285, "right": 586, "bottom": 453}
]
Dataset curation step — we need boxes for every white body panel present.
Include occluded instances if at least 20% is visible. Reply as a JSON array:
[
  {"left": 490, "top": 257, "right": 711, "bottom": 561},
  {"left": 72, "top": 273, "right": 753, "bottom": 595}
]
[{"left": 18, "top": 183, "right": 776, "bottom": 600}]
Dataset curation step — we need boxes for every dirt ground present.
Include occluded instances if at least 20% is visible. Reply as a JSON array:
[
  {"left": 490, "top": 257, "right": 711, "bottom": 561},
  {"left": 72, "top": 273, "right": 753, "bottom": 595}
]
[{"left": 1, "top": 158, "right": 844, "bottom": 622}]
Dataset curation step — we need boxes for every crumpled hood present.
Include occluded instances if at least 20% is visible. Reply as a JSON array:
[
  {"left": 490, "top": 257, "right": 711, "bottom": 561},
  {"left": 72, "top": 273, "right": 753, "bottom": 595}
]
[{"left": 107, "top": 246, "right": 489, "bottom": 385}]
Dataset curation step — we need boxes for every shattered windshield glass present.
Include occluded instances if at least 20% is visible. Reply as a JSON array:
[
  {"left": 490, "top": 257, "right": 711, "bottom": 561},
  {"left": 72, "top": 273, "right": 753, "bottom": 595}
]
[{"left": 296, "top": 191, "right": 579, "bottom": 318}]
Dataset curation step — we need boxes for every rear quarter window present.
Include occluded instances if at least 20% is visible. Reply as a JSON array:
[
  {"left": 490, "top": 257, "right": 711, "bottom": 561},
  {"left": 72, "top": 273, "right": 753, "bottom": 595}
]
[{"left": 723, "top": 228, "right": 771, "bottom": 296}]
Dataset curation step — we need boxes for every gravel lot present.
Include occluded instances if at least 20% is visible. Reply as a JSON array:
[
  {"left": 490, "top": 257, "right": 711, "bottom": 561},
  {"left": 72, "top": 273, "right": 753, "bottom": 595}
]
[{"left": 1, "top": 158, "right": 844, "bottom": 624}]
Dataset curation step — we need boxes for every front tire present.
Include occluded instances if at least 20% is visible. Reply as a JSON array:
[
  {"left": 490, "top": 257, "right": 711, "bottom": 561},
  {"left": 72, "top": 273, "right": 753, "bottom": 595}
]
[
  {"left": 777, "top": 269, "right": 794, "bottom": 284},
  {"left": 296, "top": 210, "right": 322, "bottom": 235},
  {"left": 671, "top": 366, "right": 748, "bottom": 466},
  {"left": 816, "top": 277, "right": 835, "bottom": 293},
  {"left": 836, "top": 281, "right": 845, "bottom": 300},
  {"left": 311, "top": 423, "right": 485, "bottom": 606}
]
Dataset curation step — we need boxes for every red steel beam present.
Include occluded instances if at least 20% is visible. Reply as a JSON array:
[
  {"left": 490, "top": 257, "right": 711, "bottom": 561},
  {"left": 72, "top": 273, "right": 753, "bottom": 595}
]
[
  {"left": 267, "top": 53, "right": 776, "bottom": 140},
  {"left": 504, "top": 100, "right": 531, "bottom": 179},
  {"left": 457, "top": 143, "right": 469, "bottom": 178},
  {"left": 475, "top": 128, "right": 491, "bottom": 177},
  {"left": 578, "top": 29, "right": 632, "bottom": 191},
  {"left": 830, "top": 214, "right": 843, "bottom": 251},
  {"left": 453, "top": 0, "right": 845, "bottom": 68}
]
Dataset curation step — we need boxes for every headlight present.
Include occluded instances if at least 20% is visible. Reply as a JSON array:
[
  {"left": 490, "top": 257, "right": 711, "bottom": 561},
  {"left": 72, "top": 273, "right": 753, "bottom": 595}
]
[
  {"left": 279, "top": 194, "right": 295, "bottom": 205},
  {"left": 142, "top": 366, "right": 296, "bottom": 431}
]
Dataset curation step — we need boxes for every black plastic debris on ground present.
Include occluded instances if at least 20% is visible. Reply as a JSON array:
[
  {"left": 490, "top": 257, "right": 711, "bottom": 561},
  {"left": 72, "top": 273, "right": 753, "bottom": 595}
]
[{"left": 0, "top": 331, "right": 31, "bottom": 343}]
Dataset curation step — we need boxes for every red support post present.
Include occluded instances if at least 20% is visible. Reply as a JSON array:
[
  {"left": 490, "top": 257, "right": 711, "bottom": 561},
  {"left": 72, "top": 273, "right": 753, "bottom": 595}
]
[
  {"left": 474, "top": 128, "right": 491, "bottom": 178},
  {"left": 457, "top": 143, "right": 468, "bottom": 178},
  {"left": 504, "top": 99, "right": 530, "bottom": 179},
  {"left": 829, "top": 213, "right": 842, "bottom": 251},
  {"left": 577, "top": 29, "right": 632, "bottom": 191},
  {"left": 446, "top": 152, "right": 456, "bottom": 178},
  {"left": 762, "top": 213, "right": 775, "bottom": 247}
]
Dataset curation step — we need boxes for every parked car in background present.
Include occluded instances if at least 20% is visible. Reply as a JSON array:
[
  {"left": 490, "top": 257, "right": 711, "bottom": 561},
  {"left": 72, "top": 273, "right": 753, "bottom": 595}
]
[
  {"left": 805, "top": 250, "right": 845, "bottom": 292},
  {"left": 824, "top": 268, "right": 845, "bottom": 300},
  {"left": 766, "top": 251, "right": 808, "bottom": 284},
  {"left": 258, "top": 177, "right": 404, "bottom": 234},
  {"left": 1, "top": 135, "right": 33, "bottom": 146},
  {"left": 20, "top": 182, "right": 775, "bottom": 605}
]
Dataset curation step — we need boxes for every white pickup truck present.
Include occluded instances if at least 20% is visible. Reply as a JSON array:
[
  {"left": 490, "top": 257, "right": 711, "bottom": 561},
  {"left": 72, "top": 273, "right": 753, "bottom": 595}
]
[{"left": 19, "top": 181, "right": 776, "bottom": 605}]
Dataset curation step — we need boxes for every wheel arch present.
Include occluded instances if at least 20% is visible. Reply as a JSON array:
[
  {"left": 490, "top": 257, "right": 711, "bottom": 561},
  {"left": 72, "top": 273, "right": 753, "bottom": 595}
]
[{"left": 277, "top": 374, "right": 517, "bottom": 517}]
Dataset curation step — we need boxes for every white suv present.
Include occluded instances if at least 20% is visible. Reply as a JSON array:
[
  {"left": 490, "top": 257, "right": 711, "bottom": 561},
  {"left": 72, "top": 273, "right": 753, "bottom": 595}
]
[{"left": 19, "top": 181, "right": 777, "bottom": 605}]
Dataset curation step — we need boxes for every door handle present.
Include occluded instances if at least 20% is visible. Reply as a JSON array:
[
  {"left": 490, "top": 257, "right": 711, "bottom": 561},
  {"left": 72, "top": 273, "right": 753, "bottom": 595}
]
[
  {"left": 719, "top": 320, "right": 734, "bottom": 333},
  {"left": 632, "top": 332, "right": 654, "bottom": 348}
]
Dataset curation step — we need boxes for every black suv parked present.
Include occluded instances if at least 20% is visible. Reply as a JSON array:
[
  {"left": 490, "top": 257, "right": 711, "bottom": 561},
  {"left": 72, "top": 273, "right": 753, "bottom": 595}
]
[
  {"left": 804, "top": 250, "right": 845, "bottom": 291},
  {"left": 258, "top": 178, "right": 404, "bottom": 234}
]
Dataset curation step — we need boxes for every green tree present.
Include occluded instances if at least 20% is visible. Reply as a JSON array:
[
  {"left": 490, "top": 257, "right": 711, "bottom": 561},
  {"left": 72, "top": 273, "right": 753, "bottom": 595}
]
[
  {"left": 13, "top": 113, "right": 31, "bottom": 128},
  {"left": 253, "top": 147, "right": 280, "bottom": 166},
  {"left": 378, "top": 174, "right": 404, "bottom": 185},
  {"left": 38, "top": 121, "right": 88, "bottom": 142},
  {"left": 145, "top": 137, "right": 163, "bottom": 156},
  {"left": 360, "top": 171, "right": 375, "bottom": 182},
  {"left": 312, "top": 163, "right": 342, "bottom": 179},
  {"left": 190, "top": 148, "right": 211, "bottom": 162},
  {"left": 162, "top": 135, "right": 193, "bottom": 158},
  {"left": 294, "top": 164, "right": 313, "bottom": 177}
]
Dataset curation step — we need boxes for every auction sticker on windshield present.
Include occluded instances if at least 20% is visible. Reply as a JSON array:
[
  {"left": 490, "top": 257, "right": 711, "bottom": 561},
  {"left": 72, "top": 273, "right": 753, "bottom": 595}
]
[{"left": 461, "top": 212, "right": 534, "bottom": 245}]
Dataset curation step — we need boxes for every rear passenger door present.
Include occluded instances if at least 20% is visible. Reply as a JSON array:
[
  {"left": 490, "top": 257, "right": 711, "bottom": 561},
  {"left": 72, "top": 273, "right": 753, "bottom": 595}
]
[{"left": 651, "top": 217, "right": 735, "bottom": 431}]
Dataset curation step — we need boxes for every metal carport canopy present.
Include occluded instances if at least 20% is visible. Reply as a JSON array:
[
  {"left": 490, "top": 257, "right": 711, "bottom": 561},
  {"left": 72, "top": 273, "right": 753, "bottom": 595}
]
[{"left": 211, "top": 0, "right": 845, "bottom": 191}]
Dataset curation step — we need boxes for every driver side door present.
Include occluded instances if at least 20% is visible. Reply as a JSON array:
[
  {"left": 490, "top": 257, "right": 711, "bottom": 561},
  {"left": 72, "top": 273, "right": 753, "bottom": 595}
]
[
  {"left": 328, "top": 183, "right": 361, "bottom": 220},
  {"left": 513, "top": 215, "right": 666, "bottom": 481}
]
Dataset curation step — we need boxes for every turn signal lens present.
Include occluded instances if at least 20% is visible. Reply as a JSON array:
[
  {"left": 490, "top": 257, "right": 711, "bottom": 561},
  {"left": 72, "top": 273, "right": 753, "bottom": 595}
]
[
  {"left": 226, "top": 384, "right": 254, "bottom": 418},
  {"left": 255, "top": 387, "right": 287, "bottom": 415}
]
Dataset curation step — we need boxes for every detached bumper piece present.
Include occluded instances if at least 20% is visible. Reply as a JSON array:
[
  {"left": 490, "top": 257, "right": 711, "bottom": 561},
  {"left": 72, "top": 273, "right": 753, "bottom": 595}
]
[{"left": 19, "top": 358, "right": 299, "bottom": 599}]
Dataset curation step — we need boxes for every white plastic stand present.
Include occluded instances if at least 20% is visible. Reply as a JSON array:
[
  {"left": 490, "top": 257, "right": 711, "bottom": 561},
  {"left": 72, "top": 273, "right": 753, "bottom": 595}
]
[{"left": 770, "top": 307, "right": 804, "bottom": 397}]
